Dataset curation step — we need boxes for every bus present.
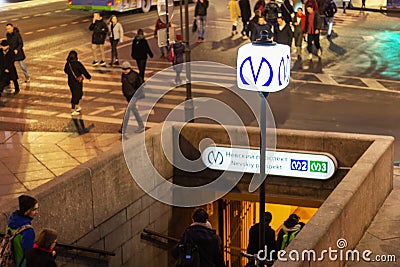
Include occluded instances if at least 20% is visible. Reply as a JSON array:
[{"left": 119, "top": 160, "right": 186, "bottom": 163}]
[{"left": 67, "top": 0, "right": 178, "bottom": 13}]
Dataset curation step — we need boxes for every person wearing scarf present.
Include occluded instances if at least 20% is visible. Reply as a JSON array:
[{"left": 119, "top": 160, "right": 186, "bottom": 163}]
[{"left": 26, "top": 229, "right": 58, "bottom": 267}]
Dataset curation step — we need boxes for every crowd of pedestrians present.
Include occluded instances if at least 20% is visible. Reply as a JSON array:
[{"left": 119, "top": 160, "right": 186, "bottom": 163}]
[
  {"left": 0, "top": 0, "right": 344, "bottom": 131},
  {"left": 238, "top": 0, "right": 339, "bottom": 61}
]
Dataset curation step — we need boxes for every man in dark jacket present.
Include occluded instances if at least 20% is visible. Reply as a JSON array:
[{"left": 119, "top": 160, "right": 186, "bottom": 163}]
[
  {"left": 0, "top": 40, "right": 19, "bottom": 94},
  {"left": 89, "top": 12, "right": 108, "bottom": 66},
  {"left": 8, "top": 195, "right": 39, "bottom": 267},
  {"left": 172, "top": 208, "right": 225, "bottom": 267},
  {"left": 120, "top": 61, "right": 145, "bottom": 134},
  {"left": 304, "top": 5, "right": 322, "bottom": 61},
  {"left": 274, "top": 16, "right": 293, "bottom": 46},
  {"left": 131, "top": 28, "right": 153, "bottom": 81},
  {"left": 239, "top": 0, "right": 251, "bottom": 38},
  {"left": 6, "top": 23, "right": 30, "bottom": 82},
  {"left": 194, "top": 0, "right": 209, "bottom": 42},
  {"left": 247, "top": 212, "right": 276, "bottom": 267}
]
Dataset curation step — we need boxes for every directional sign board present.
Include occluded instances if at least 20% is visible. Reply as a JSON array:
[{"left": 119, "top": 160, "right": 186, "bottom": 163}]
[
  {"left": 202, "top": 146, "right": 337, "bottom": 180},
  {"left": 237, "top": 43, "right": 291, "bottom": 92}
]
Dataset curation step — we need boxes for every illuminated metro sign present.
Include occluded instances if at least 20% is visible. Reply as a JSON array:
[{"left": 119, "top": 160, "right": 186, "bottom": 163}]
[
  {"left": 237, "top": 43, "right": 291, "bottom": 92},
  {"left": 202, "top": 146, "right": 337, "bottom": 180}
]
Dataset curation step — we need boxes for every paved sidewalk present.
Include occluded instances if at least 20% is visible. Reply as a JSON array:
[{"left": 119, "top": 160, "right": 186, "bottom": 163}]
[
  {"left": 0, "top": 131, "right": 121, "bottom": 200},
  {"left": 346, "top": 167, "right": 400, "bottom": 267}
]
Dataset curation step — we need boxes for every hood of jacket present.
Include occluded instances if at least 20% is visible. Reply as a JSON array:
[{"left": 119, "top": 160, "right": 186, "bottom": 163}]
[
  {"left": 185, "top": 224, "right": 218, "bottom": 245},
  {"left": 8, "top": 211, "right": 32, "bottom": 229},
  {"left": 282, "top": 222, "right": 301, "bottom": 232}
]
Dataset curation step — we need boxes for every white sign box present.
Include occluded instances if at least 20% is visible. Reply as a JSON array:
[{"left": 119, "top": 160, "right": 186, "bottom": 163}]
[
  {"left": 202, "top": 146, "right": 337, "bottom": 180},
  {"left": 237, "top": 43, "right": 291, "bottom": 92}
]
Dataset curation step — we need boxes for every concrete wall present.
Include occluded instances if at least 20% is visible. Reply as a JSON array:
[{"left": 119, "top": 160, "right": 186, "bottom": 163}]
[
  {"left": 0, "top": 123, "right": 393, "bottom": 267},
  {"left": 0, "top": 124, "right": 174, "bottom": 267}
]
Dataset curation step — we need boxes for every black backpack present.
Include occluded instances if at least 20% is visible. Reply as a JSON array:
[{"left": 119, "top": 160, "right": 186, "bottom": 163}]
[{"left": 175, "top": 231, "right": 200, "bottom": 267}]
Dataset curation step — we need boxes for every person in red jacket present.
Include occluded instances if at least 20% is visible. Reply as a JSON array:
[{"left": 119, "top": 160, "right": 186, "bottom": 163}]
[
  {"left": 293, "top": 7, "right": 306, "bottom": 59},
  {"left": 154, "top": 18, "right": 171, "bottom": 58}
]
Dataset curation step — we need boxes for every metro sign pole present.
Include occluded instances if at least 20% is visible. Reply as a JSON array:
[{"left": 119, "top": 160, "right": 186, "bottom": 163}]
[{"left": 237, "top": 31, "right": 291, "bottom": 267}]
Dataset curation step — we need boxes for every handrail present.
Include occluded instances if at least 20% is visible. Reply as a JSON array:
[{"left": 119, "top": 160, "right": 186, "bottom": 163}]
[
  {"left": 0, "top": 233, "right": 115, "bottom": 256},
  {"left": 142, "top": 228, "right": 180, "bottom": 243},
  {"left": 56, "top": 243, "right": 115, "bottom": 256}
]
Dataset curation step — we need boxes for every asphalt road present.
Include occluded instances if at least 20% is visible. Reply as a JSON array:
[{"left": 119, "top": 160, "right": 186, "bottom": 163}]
[{"left": 0, "top": 0, "right": 400, "bottom": 160}]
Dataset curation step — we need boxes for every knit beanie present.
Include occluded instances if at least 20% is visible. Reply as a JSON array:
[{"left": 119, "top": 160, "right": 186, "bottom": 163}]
[{"left": 18, "top": 195, "right": 38, "bottom": 215}]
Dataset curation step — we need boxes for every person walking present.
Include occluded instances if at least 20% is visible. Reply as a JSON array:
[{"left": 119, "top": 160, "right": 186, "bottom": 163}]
[
  {"left": 322, "top": 0, "right": 337, "bottom": 38},
  {"left": 131, "top": 28, "right": 153, "bottom": 81},
  {"left": 239, "top": 0, "right": 251, "bottom": 39},
  {"left": 281, "top": 0, "right": 295, "bottom": 24},
  {"left": 154, "top": 18, "right": 170, "bottom": 58},
  {"left": 274, "top": 16, "right": 293, "bottom": 46},
  {"left": 304, "top": 4, "right": 322, "bottom": 61},
  {"left": 120, "top": 61, "right": 145, "bottom": 134},
  {"left": 171, "top": 34, "right": 185, "bottom": 85},
  {"left": 64, "top": 50, "right": 91, "bottom": 116},
  {"left": 254, "top": 0, "right": 266, "bottom": 15},
  {"left": 26, "top": 229, "right": 58, "bottom": 267},
  {"left": 108, "top": 15, "right": 124, "bottom": 66},
  {"left": 277, "top": 214, "right": 303, "bottom": 251},
  {"left": 7, "top": 195, "right": 39, "bottom": 267},
  {"left": 293, "top": 7, "right": 306, "bottom": 59},
  {"left": 228, "top": 0, "right": 241, "bottom": 36},
  {"left": 251, "top": 15, "right": 272, "bottom": 42},
  {"left": 265, "top": 0, "right": 281, "bottom": 27},
  {"left": 0, "top": 40, "right": 19, "bottom": 94},
  {"left": 247, "top": 212, "right": 277, "bottom": 267},
  {"left": 5, "top": 23, "right": 30, "bottom": 82},
  {"left": 194, "top": 0, "right": 209, "bottom": 42},
  {"left": 248, "top": 10, "right": 262, "bottom": 42},
  {"left": 172, "top": 208, "right": 225, "bottom": 267},
  {"left": 89, "top": 12, "right": 108, "bottom": 66}
]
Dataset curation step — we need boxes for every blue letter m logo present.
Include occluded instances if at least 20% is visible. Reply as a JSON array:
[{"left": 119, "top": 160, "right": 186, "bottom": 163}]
[{"left": 240, "top": 56, "right": 273, "bottom": 87}]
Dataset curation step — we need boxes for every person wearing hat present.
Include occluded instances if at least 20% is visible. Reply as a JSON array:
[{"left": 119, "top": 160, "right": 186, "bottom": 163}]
[
  {"left": 120, "top": 61, "right": 145, "bottom": 134},
  {"left": 246, "top": 212, "right": 277, "bottom": 267},
  {"left": 0, "top": 39, "right": 19, "bottom": 94},
  {"left": 7, "top": 195, "right": 39, "bottom": 267},
  {"left": 276, "top": 213, "right": 303, "bottom": 251},
  {"left": 171, "top": 34, "right": 185, "bottom": 85},
  {"left": 26, "top": 228, "right": 58, "bottom": 267}
]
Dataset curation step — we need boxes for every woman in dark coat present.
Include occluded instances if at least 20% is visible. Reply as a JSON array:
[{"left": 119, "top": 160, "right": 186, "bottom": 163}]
[
  {"left": 64, "top": 50, "right": 91, "bottom": 116},
  {"left": 26, "top": 228, "right": 58, "bottom": 267},
  {"left": 171, "top": 34, "right": 185, "bottom": 85},
  {"left": 131, "top": 28, "right": 153, "bottom": 81}
]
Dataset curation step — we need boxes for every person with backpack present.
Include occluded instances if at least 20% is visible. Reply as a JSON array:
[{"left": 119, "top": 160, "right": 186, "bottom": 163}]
[
  {"left": 26, "top": 228, "right": 58, "bottom": 267},
  {"left": 276, "top": 214, "right": 303, "bottom": 251},
  {"left": 172, "top": 208, "right": 225, "bottom": 267},
  {"left": 119, "top": 61, "right": 145, "bottom": 134},
  {"left": 322, "top": 0, "right": 337, "bottom": 38},
  {"left": 6, "top": 195, "right": 39, "bottom": 267}
]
